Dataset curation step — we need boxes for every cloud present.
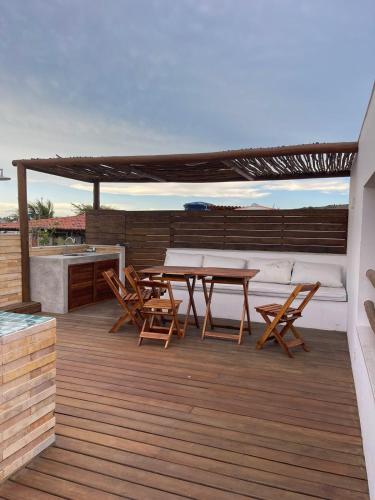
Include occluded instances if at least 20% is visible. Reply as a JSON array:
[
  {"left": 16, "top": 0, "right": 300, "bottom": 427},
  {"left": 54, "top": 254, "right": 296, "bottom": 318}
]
[
  {"left": 69, "top": 177, "right": 349, "bottom": 199},
  {"left": 0, "top": 202, "right": 18, "bottom": 216},
  {"left": 70, "top": 181, "right": 271, "bottom": 199},
  {"left": 0, "top": 88, "right": 216, "bottom": 163},
  {"left": 0, "top": 200, "right": 137, "bottom": 218},
  {"left": 261, "top": 179, "right": 349, "bottom": 193}
]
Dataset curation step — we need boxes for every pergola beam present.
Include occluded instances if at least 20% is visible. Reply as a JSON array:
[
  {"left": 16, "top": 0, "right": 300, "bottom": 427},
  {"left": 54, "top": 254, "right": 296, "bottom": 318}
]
[
  {"left": 130, "top": 167, "right": 165, "bottom": 182},
  {"left": 12, "top": 142, "right": 358, "bottom": 168},
  {"left": 93, "top": 181, "right": 100, "bottom": 210},
  {"left": 17, "top": 163, "right": 30, "bottom": 301},
  {"left": 11, "top": 142, "right": 357, "bottom": 184},
  {"left": 222, "top": 160, "right": 255, "bottom": 181}
]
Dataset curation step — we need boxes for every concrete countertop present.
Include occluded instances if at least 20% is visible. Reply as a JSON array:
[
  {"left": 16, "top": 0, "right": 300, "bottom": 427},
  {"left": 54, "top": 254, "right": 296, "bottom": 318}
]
[{"left": 30, "top": 252, "right": 120, "bottom": 264}]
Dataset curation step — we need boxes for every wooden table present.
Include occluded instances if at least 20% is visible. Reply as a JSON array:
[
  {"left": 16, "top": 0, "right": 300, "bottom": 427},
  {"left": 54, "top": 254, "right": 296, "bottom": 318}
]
[
  {"left": 141, "top": 266, "right": 259, "bottom": 343},
  {"left": 141, "top": 266, "right": 200, "bottom": 335}
]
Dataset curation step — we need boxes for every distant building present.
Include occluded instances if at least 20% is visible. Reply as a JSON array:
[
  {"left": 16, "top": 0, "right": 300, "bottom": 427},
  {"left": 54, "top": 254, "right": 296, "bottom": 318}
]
[{"left": 0, "top": 214, "right": 86, "bottom": 246}]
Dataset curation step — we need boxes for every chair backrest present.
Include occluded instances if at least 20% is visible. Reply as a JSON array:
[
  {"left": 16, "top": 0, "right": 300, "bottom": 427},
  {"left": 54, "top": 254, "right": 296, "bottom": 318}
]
[
  {"left": 135, "top": 278, "right": 176, "bottom": 309},
  {"left": 272, "top": 281, "right": 320, "bottom": 322},
  {"left": 102, "top": 269, "right": 129, "bottom": 306},
  {"left": 124, "top": 265, "right": 140, "bottom": 292},
  {"left": 293, "top": 282, "right": 321, "bottom": 314}
]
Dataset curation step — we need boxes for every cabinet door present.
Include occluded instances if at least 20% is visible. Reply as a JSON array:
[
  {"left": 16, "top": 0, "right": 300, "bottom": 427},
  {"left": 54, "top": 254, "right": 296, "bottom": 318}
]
[
  {"left": 68, "top": 263, "right": 94, "bottom": 310},
  {"left": 94, "top": 259, "right": 119, "bottom": 302}
]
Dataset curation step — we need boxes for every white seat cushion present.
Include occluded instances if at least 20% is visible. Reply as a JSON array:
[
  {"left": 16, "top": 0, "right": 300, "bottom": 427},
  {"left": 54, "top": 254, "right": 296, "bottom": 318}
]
[
  {"left": 291, "top": 261, "right": 343, "bottom": 288},
  {"left": 247, "top": 258, "right": 293, "bottom": 284},
  {"left": 203, "top": 254, "right": 246, "bottom": 269},
  {"left": 249, "top": 282, "right": 347, "bottom": 302},
  {"left": 164, "top": 252, "right": 203, "bottom": 267}
]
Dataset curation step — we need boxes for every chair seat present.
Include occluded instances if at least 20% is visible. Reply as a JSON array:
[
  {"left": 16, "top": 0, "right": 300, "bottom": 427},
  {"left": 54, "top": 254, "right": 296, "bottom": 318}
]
[
  {"left": 255, "top": 303, "right": 301, "bottom": 319},
  {"left": 125, "top": 289, "right": 152, "bottom": 302},
  {"left": 143, "top": 298, "right": 182, "bottom": 311}
]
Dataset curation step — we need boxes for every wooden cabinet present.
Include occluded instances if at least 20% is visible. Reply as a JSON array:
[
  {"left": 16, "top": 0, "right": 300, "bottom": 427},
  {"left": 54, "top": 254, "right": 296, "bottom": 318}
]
[{"left": 68, "top": 258, "right": 119, "bottom": 310}]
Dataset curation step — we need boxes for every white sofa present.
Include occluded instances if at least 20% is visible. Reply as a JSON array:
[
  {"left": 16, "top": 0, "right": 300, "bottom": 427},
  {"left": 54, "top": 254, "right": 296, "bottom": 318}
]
[{"left": 164, "top": 248, "right": 347, "bottom": 331}]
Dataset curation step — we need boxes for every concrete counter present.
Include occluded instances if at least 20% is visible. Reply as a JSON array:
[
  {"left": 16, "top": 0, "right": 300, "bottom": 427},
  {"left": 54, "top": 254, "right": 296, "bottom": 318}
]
[{"left": 30, "top": 252, "right": 122, "bottom": 313}]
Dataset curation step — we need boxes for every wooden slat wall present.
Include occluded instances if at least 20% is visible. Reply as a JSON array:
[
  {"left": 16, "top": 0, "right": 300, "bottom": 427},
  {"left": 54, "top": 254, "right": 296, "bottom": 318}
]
[
  {"left": 85, "top": 210, "right": 127, "bottom": 246},
  {"left": 125, "top": 211, "right": 172, "bottom": 269},
  {"left": 86, "top": 208, "right": 348, "bottom": 270},
  {"left": 0, "top": 318, "right": 56, "bottom": 481},
  {"left": 0, "top": 234, "right": 22, "bottom": 307}
]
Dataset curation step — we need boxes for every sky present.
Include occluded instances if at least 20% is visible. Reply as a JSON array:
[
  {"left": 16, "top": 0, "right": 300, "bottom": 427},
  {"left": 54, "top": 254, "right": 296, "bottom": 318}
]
[{"left": 0, "top": 0, "right": 374, "bottom": 216}]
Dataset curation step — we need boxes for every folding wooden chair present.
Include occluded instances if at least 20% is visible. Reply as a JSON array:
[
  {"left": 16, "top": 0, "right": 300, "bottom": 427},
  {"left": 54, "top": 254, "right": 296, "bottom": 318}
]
[
  {"left": 102, "top": 269, "right": 143, "bottom": 334},
  {"left": 124, "top": 263, "right": 162, "bottom": 298},
  {"left": 255, "top": 282, "right": 320, "bottom": 357},
  {"left": 124, "top": 264, "right": 142, "bottom": 293},
  {"left": 135, "top": 278, "right": 183, "bottom": 349}
]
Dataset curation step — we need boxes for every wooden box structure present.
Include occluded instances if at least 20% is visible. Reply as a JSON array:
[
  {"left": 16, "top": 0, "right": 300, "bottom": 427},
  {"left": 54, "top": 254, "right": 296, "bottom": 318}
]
[
  {"left": 0, "top": 235, "right": 22, "bottom": 307},
  {"left": 0, "top": 312, "right": 56, "bottom": 482}
]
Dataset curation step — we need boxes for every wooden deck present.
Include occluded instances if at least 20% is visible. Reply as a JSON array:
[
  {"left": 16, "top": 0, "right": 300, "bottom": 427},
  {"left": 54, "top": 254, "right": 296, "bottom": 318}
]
[{"left": 0, "top": 300, "right": 369, "bottom": 499}]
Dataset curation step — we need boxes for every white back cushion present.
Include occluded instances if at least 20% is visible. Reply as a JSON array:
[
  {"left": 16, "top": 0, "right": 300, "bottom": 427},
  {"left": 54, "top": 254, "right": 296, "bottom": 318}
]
[
  {"left": 166, "top": 248, "right": 346, "bottom": 283},
  {"left": 203, "top": 254, "right": 246, "bottom": 269},
  {"left": 164, "top": 252, "right": 203, "bottom": 267},
  {"left": 291, "top": 261, "right": 343, "bottom": 288},
  {"left": 248, "top": 258, "right": 293, "bottom": 284}
]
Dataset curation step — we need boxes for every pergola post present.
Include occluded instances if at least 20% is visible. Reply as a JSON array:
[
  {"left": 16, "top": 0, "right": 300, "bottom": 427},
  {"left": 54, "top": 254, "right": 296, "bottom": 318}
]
[
  {"left": 17, "top": 163, "right": 30, "bottom": 301},
  {"left": 93, "top": 181, "right": 100, "bottom": 210}
]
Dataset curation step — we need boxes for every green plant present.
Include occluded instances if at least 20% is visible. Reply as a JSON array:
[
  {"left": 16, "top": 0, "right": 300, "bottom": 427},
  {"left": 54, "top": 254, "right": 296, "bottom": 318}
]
[
  {"left": 71, "top": 202, "right": 112, "bottom": 214},
  {"left": 28, "top": 198, "right": 55, "bottom": 219}
]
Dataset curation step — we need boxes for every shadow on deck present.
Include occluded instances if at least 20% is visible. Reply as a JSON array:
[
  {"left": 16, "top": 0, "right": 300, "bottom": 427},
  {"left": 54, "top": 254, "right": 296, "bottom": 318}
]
[{"left": 0, "top": 300, "right": 369, "bottom": 499}]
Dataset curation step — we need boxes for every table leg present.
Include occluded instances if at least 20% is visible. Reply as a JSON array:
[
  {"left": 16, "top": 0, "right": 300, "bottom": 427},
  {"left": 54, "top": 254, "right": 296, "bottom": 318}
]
[
  {"left": 183, "top": 275, "right": 199, "bottom": 335},
  {"left": 238, "top": 301, "right": 246, "bottom": 344},
  {"left": 202, "top": 277, "right": 214, "bottom": 329},
  {"left": 201, "top": 278, "right": 215, "bottom": 340},
  {"left": 243, "top": 278, "right": 252, "bottom": 335},
  {"left": 188, "top": 276, "right": 199, "bottom": 327}
]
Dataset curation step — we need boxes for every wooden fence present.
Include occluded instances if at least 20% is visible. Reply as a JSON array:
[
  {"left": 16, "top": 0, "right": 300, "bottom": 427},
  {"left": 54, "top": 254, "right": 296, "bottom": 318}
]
[{"left": 86, "top": 208, "right": 348, "bottom": 270}]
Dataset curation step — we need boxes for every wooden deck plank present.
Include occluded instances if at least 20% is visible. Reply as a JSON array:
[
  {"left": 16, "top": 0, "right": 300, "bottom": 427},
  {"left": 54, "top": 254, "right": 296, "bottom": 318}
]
[{"left": 0, "top": 301, "right": 369, "bottom": 499}]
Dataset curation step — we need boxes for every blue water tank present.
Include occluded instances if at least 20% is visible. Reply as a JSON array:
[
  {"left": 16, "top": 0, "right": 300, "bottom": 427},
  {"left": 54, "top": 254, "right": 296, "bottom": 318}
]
[{"left": 183, "top": 202, "right": 213, "bottom": 211}]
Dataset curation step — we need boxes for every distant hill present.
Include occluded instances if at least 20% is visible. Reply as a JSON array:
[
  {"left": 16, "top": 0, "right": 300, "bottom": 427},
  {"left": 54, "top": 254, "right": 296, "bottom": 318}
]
[{"left": 301, "top": 204, "right": 348, "bottom": 209}]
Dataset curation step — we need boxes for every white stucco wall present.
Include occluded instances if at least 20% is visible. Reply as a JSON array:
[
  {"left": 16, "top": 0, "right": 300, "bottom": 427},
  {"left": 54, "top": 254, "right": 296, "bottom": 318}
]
[{"left": 347, "top": 85, "right": 375, "bottom": 498}]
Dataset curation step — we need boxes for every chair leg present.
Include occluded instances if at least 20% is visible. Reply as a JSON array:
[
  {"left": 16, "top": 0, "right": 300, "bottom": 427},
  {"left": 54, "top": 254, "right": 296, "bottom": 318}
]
[
  {"left": 124, "top": 300, "right": 144, "bottom": 334},
  {"left": 109, "top": 312, "right": 131, "bottom": 333},
  {"left": 274, "top": 322, "right": 294, "bottom": 357},
  {"left": 256, "top": 314, "right": 294, "bottom": 357},
  {"left": 138, "top": 318, "right": 148, "bottom": 346},
  {"left": 273, "top": 329, "right": 293, "bottom": 358},
  {"left": 256, "top": 313, "right": 275, "bottom": 349},
  {"left": 165, "top": 319, "right": 175, "bottom": 349},
  {"left": 290, "top": 324, "right": 309, "bottom": 351}
]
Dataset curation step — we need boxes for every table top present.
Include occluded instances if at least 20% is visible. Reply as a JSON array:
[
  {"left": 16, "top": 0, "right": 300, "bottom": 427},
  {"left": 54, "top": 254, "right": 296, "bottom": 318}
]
[{"left": 141, "top": 265, "right": 259, "bottom": 279}]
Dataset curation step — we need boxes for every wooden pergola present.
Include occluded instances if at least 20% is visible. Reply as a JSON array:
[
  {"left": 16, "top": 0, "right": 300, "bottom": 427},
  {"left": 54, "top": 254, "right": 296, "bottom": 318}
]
[{"left": 13, "top": 141, "right": 358, "bottom": 301}]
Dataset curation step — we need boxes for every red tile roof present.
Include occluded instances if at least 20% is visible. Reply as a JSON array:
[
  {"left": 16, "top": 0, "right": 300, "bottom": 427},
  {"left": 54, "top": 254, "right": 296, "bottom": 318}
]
[{"left": 0, "top": 214, "right": 86, "bottom": 230}]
